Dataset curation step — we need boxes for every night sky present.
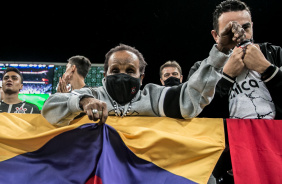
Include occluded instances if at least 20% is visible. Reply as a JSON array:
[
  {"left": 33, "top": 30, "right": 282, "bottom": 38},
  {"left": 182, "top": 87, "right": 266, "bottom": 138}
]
[{"left": 1, "top": 0, "right": 281, "bottom": 86}]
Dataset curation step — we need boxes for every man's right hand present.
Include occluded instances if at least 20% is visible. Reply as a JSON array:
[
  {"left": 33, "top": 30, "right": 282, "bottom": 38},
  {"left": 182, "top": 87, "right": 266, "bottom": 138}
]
[
  {"left": 57, "top": 74, "right": 71, "bottom": 93},
  {"left": 217, "top": 21, "right": 246, "bottom": 53},
  {"left": 79, "top": 97, "right": 108, "bottom": 125},
  {"left": 223, "top": 46, "right": 245, "bottom": 78}
]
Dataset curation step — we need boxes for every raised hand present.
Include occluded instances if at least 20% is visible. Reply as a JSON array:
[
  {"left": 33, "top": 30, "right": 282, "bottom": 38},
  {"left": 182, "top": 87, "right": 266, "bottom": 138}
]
[
  {"left": 217, "top": 21, "right": 246, "bottom": 52},
  {"left": 57, "top": 74, "right": 71, "bottom": 93}
]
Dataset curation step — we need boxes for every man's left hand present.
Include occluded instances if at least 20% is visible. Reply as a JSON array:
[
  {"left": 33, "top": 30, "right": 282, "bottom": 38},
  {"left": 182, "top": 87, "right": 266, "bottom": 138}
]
[{"left": 243, "top": 44, "right": 271, "bottom": 73}]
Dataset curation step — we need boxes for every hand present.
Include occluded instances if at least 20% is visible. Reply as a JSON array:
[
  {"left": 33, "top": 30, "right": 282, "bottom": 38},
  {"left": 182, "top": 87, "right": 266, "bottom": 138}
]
[
  {"left": 217, "top": 21, "right": 246, "bottom": 52},
  {"left": 79, "top": 97, "right": 108, "bottom": 125},
  {"left": 57, "top": 74, "right": 71, "bottom": 93},
  {"left": 223, "top": 46, "right": 245, "bottom": 78},
  {"left": 57, "top": 77, "right": 71, "bottom": 93},
  {"left": 243, "top": 44, "right": 271, "bottom": 73}
]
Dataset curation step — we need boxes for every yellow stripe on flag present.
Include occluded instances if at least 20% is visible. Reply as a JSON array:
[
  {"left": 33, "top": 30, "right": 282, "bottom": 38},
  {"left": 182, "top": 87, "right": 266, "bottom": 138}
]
[
  {"left": 106, "top": 116, "right": 225, "bottom": 184},
  {"left": 0, "top": 113, "right": 86, "bottom": 161},
  {"left": 0, "top": 114, "right": 225, "bottom": 184}
]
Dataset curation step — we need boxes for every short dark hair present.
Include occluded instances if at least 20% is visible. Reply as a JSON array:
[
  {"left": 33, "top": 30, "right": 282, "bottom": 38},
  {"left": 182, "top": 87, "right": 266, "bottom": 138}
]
[
  {"left": 68, "top": 55, "right": 91, "bottom": 78},
  {"left": 104, "top": 43, "right": 148, "bottom": 74},
  {"left": 159, "top": 60, "right": 182, "bottom": 78},
  {"left": 3, "top": 67, "right": 24, "bottom": 84},
  {"left": 213, "top": 0, "right": 251, "bottom": 32}
]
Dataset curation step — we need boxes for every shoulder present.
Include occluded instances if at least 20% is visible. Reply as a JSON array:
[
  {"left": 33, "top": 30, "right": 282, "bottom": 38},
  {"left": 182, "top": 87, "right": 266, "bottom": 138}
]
[
  {"left": 190, "top": 60, "right": 203, "bottom": 69},
  {"left": 25, "top": 101, "right": 37, "bottom": 106},
  {"left": 259, "top": 42, "right": 282, "bottom": 51},
  {"left": 73, "top": 87, "right": 99, "bottom": 94},
  {"left": 142, "top": 83, "right": 165, "bottom": 90},
  {"left": 77, "top": 86, "right": 105, "bottom": 98},
  {"left": 141, "top": 83, "right": 166, "bottom": 95},
  {"left": 24, "top": 101, "right": 39, "bottom": 109},
  {"left": 23, "top": 101, "right": 39, "bottom": 110}
]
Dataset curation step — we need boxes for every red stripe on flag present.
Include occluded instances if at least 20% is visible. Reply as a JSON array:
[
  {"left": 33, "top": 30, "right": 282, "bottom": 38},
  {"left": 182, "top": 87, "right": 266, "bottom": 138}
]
[
  {"left": 226, "top": 119, "right": 282, "bottom": 184},
  {"left": 85, "top": 175, "right": 103, "bottom": 184}
]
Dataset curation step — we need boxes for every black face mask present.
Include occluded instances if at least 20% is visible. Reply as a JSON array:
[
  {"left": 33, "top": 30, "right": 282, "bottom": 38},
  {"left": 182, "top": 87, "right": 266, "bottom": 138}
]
[
  {"left": 106, "top": 73, "right": 140, "bottom": 105},
  {"left": 164, "top": 77, "right": 181, "bottom": 86}
]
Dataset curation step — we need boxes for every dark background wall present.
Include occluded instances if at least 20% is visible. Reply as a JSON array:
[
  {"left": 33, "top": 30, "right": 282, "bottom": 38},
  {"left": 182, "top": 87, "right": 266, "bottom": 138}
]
[{"left": 1, "top": 0, "right": 281, "bottom": 86}]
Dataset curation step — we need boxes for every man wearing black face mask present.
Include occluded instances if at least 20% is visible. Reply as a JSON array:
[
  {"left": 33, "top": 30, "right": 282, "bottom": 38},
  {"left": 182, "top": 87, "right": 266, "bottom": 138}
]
[
  {"left": 160, "top": 61, "right": 183, "bottom": 87},
  {"left": 42, "top": 43, "right": 228, "bottom": 126}
]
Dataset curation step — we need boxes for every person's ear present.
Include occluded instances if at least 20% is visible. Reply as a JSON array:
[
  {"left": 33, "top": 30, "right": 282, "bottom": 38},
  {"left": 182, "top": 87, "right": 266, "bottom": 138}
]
[
  {"left": 71, "top": 65, "right": 76, "bottom": 72},
  {"left": 140, "top": 74, "right": 145, "bottom": 86},
  {"left": 180, "top": 75, "right": 183, "bottom": 83},
  {"left": 160, "top": 78, "right": 165, "bottom": 86},
  {"left": 19, "top": 84, "right": 23, "bottom": 91},
  {"left": 211, "top": 30, "right": 219, "bottom": 44}
]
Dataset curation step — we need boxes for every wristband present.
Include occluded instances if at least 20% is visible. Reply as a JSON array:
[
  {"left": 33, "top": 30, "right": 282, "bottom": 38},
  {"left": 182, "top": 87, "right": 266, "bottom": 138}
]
[
  {"left": 261, "top": 64, "right": 277, "bottom": 81},
  {"left": 222, "top": 72, "right": 236, "bottom": 83}
]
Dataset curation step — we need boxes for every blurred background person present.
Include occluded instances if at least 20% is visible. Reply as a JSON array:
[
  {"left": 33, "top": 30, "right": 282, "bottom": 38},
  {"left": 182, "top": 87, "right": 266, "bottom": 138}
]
[
  {"left": 0, "top": 67, "right": 40, "bottom": 113},
  {"left": 159, "top": 60, "right": 183, "bottom": 86},
  {"left": 57, "top": 55, "right": 92, "bottom": 93}
]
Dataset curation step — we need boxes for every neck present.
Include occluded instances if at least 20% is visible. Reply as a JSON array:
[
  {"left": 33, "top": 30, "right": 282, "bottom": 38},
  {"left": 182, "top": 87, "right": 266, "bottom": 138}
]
[
  {"left": 70, "top": 77, "right": 86, "bottom": 90},
  {"left": 3, "top": 93, "right": 22, "bottom": 104}
]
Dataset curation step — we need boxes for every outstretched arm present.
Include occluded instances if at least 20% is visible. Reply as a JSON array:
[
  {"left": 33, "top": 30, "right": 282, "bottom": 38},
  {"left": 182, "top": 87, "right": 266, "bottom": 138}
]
[
  {"left": 160, "top": 45, "right": 231, "bottom": 119},
  {"left": 42, "top": 88, "right": 106, "bottom": 126}
]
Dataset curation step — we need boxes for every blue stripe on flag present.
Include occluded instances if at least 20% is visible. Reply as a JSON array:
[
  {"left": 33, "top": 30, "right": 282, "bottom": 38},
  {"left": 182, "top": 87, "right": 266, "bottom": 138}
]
[{"left": 0, "top": 123, "right": 196, "bottom": 184}]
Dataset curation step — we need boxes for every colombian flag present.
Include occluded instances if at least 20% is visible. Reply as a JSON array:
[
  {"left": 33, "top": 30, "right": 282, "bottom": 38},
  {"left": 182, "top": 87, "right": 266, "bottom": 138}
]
[{"left": 0, "top": 113, "right": 225, "bottom": 184}]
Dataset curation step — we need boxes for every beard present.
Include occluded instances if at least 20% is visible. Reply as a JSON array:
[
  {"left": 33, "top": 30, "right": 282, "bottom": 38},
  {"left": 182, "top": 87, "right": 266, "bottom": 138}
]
[{"left": 3, "top": 88, "right": 20, "bottom": 95}]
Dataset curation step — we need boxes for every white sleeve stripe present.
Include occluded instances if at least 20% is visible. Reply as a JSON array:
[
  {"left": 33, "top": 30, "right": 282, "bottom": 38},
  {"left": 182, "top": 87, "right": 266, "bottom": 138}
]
[
  {"left": 158, "top": 87, "right": 170, "bottom": 117},
  {"left": 222, "top": 75, "right": 235, "bottom": 83},
  {"left": 264, "top": 67, "right": 279, "bottom": 82}
]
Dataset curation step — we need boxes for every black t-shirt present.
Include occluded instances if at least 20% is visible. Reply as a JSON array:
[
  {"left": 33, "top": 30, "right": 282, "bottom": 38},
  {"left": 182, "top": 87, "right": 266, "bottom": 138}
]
[{"left": 0, "top": 101, "right": 40, "bottom": 114}]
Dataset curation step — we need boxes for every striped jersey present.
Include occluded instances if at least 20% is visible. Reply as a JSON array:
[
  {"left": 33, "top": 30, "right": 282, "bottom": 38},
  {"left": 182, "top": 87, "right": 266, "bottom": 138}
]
[{"left": 0, "top": 101, "right": 40, "bottom": 114}]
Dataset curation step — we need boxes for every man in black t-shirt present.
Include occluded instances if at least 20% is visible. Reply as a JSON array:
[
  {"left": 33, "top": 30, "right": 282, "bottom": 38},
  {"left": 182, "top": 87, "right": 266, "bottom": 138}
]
[{"left": 0, "top": 67, "right": 40, "bottom": 114}]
